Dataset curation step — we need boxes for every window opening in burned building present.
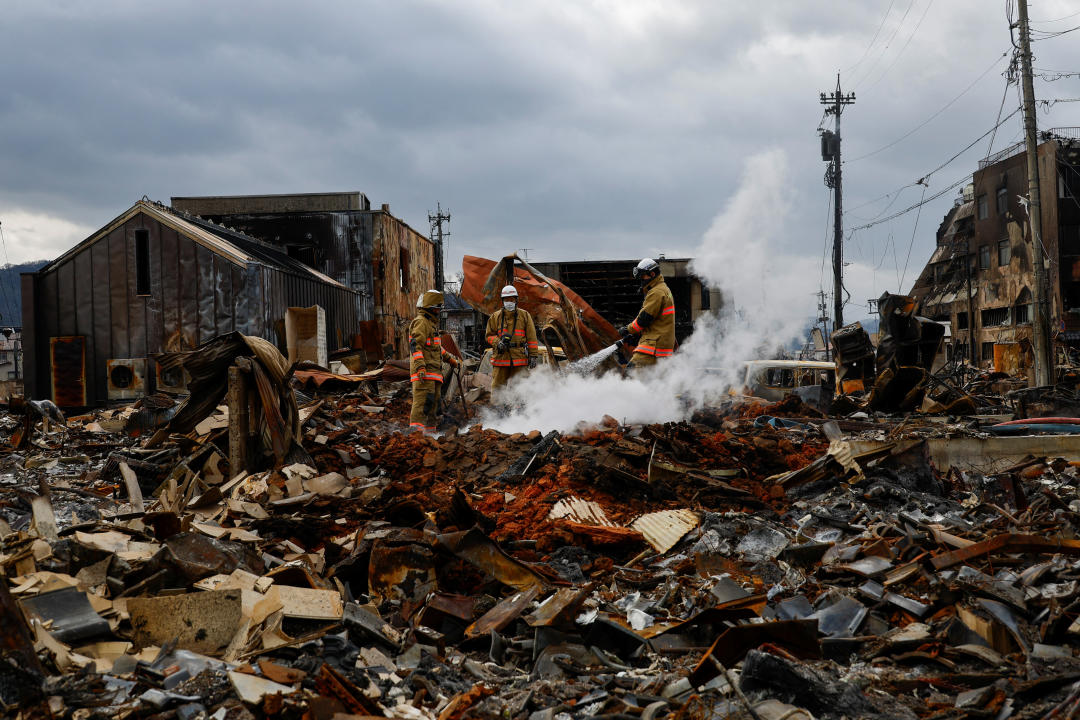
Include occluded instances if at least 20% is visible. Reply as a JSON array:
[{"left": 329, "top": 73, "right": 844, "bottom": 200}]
[
  {"left": 399, "top": 247, "right": 409, "bottom": 291},
  {"left": 135, "top": 228, "right": 151, "bottom": 296}
]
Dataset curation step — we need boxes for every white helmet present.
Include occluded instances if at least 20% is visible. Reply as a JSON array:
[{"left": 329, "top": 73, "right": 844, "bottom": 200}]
[
  {"left": 633, "top": 258, "right": 660, "bottom": 279},
  {"left": 500, "top": 285, "right": 518, "bottom": 298}
]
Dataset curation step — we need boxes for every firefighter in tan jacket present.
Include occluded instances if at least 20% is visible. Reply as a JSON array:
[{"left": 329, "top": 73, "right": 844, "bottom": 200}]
[
  {"left": 485, "top": 285, "right": 539, "bottom": 388},
  {"left": 409, "top": 290, "right": 460, "bottom": 432},
  {"left": 618, "top": 258, "right": 676, "bottom": 369}
]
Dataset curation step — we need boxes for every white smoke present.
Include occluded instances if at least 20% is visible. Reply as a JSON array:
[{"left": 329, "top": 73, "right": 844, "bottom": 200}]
[{"left": 479, "top": 148, "right": 817, "bottom": 434}]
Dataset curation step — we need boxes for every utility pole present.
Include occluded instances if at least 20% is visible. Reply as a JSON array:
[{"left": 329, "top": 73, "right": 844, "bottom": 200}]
[
  {"left": 963, "top": 238, "right": 975, "bottom": 363},
  {"left": 428, "top": 203, "right": 450, "bottom": 294},
  {"left": 1016, "top": 0, "right": 1053, "bottom": 385},
  {"left": 820, "top": 75, "right": 855, "bottom": 331},
  {"left": 815, "top": 290, "right": 831, "bottom": 360}
]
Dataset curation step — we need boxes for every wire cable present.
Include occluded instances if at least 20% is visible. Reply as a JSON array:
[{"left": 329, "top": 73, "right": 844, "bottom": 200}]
[
  {"left": 1031, "top": 9, "right": 1080, "bottom": 23},
  {"left": 861, "top": 0, "right": 937, "bottom": 91},
  {"left": 984, "top": 72, "right": 1013, "bottom": 159},
  {"left": 849, "top": 173, "right": 971, "bottom": 232},
  {"left": 898, "top": 183, "right": 928, "bottom": 292},
  {"left": 853, "top": 0, "right": 916, "bottom": 89},
  {"left": 847, "top": 49, "right": 1009, "bottom": 162},
  {"left": 847, "top": 107, "right": 1022, "bottom": 232},
  {"left": 1032, "top": 24, "right": 1080, "bottom": 39},
  {"left": 820, "top": 188, "right": 834, "bottom": 292},
  {"left": 843, "top": 0, "right": 896, "bottom": 75}
]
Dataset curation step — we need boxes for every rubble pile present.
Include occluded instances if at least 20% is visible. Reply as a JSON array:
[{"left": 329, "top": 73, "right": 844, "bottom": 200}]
[{"left": 7, "top": 367, "right": 1080, "bottom": 719}]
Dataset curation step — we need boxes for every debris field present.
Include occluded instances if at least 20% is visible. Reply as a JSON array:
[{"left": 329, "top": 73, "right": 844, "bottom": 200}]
[{"left": 6, "top": 350, "right": 1080, "bottom": 720}]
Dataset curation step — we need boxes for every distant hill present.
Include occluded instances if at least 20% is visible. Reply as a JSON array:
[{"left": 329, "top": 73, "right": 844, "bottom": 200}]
[{"left": 0, "top": 260, "right": 48, "bottom": 327}]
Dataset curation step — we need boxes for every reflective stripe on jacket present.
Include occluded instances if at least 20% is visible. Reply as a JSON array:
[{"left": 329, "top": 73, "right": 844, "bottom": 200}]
[
  {"left": 630, "top": 276, "right": 676, "bottom": 357},
  {"left": 486, "top": 308, "right": 539, "bottom": 368}
]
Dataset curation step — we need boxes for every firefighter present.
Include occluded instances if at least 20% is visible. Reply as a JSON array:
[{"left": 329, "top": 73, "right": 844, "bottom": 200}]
[
  {"left": 485, "top": 285, "right": 539, "bottom": 388},
  {"left": 617, "top": 258, "right": 676, "bottom": 369},
  {"left": 409, "top": 290, "right": 460, "bottom": 432}
]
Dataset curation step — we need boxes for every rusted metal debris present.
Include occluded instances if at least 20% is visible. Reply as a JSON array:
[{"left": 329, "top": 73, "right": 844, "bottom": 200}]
[{"left": 460, "top": 254, "right": 619, "bottom": 360}]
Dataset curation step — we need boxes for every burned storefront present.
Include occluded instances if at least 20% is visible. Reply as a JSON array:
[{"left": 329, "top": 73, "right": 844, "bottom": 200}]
[
  {"left": 20, "top": 199, "right": 361, "bottom": 406},
  {"left": 170, "top": 192, "right": 436, "bottom": 358}
]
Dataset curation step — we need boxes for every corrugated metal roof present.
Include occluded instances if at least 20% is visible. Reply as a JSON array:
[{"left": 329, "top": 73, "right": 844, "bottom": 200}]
[
  {"left": 548, "top": 496, "right": 615, "bottom": 527},
  {"left": 40, "top": 200, "right": 350, "bottom": 291},
  {"left": 630, "top": 509, "right": 700, "bottom": 553}
]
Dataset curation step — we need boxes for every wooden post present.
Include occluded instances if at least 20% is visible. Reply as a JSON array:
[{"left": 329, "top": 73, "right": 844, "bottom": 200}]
[{"left": 228, "top": 365, "right": 249, "bottom": 478}]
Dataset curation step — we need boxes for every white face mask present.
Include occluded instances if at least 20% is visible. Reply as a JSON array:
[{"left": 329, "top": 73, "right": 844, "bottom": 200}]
[{"left": 503, "top": 300, "right": 516, "bottom": 312}]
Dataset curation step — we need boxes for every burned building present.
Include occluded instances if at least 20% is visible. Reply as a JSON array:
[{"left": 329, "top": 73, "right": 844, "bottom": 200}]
[
  {"left": 21, "top": 200, "right": 361, "bottom": 406},
  {"left": 441, "top": 290, "right": 486, "bottom": 356},
  {"left": 170, "top": 192, "right": 437, "bottom": 358},
  {"left": 910, "top": 130, "right": 1080, "bottom": 374},
  {"left": 529, "top": 258, "right": 721, "bottom": 343}
]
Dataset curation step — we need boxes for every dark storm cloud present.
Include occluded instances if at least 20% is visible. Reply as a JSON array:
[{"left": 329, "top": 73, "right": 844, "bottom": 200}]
[{"left": 0, "top": 0, "right": 1077, "bottom": 318}]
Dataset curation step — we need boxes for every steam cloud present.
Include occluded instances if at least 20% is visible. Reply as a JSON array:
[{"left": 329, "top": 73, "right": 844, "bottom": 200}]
[{"left": 479, "top": 148, "right": 816, "bottom": 434}]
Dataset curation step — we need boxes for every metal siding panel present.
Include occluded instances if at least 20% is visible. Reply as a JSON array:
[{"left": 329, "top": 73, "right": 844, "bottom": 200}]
[
  {"left": 178, "top": 234, "right": 198, "bottom": 350},
  {"left": 196, "top": 245, "right": 215, "bottom": 344},
  {"left": 231, "top": 266, "right": 242, "bottom": 332},
  {"left": 20, "top": 274, "right": 39, "bottom": 398},
  {"left": 109, "top": 229, "right": 129, "bottom": 357},
  {"left": 39, "top": 270, "right": 59, "bottom": 384},
  {"left": 126, "top": 221, "right": 147, "bottom": 359},
  {"left": 160, "top": 224, "right": 180, "bottom": 349},
  {"left": 91, "top": 242, "right": 111, "bottom": 403},
  {"left": 215, "top": 255, "right": 232, "bottom": 335},
  {"left": 145, "top": 220, "right": 164, "bottom": 355},
  {"left": 72, "top": 250, "right": 97, "bottom": 403},
  {"left": 57, "top": 260, "right": 76, "bottom": 336}
]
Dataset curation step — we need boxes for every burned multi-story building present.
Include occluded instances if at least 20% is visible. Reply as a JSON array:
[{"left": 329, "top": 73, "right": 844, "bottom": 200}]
[
  {"left": 910, "top": 130, "right": 1080, "bottom": 374},
  {"left": 170, "top": 192, "right": 437, "bottom": 358}
]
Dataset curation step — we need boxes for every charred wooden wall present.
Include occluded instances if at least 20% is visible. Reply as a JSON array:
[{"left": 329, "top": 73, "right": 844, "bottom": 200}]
[
  {"left": 22, "top": 210, "right": 360, "bottom": 405},
  {"left": 177, "top": 206, "right": 434, "bottom": 358},
  {"left": 371, "top": 212, "right": 436, "bottom": 356}
]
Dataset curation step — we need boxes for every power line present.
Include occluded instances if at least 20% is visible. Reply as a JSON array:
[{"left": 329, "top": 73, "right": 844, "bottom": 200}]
[
  {"left": 847, "top": 49, "right": 1009, "bottom": 163},
  {"left": 984, "top": 72, "right": 1013, "bottom": 158},
  {"left": 1032, "top": 23, "right": 1080, "bottom": 38},
  {"left": 920, "top": 106, "right": 1021, "bottom": 181},
  {"left": 861, "top": 0, "right": 937, "bottom": 91},
  {"left": 843, "top": 0, "right": 896, "bottom": 75},
  {"left": 846, "top": 106, "right": 1022, "bottom": 231},
  {"left": 819, "top": 187, "right": 833, "bottom": 292},
  {"left": 1031, "top": 9, "right": 1080, "bottom": 23},
  {"left": 848, "top": 172, "right": 970, "bottom": 232},
  {"left": 853, "top": 0, "right": 916, "bottom": 89},
  {"left": 898, "top": 183, "right": 928, "bottom": 292}
]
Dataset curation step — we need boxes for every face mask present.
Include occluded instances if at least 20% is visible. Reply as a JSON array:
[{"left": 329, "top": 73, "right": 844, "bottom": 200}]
[{"left": 503, "top": 301, "right": 516, "bottom": 312}]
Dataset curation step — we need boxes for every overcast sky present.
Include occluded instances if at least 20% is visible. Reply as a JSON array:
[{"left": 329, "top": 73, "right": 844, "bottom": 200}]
[{"left": 1, "top": 0, "right": 1078, "bottom": 324}]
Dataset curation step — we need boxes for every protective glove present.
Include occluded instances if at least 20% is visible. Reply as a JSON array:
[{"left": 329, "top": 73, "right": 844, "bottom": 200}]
[
  {"left": 447, "top": 355, "right": 459, "bottom": 369},
  {"left": 497, "top": 337, "right": 511, "bottom": 353},
  {"left": 528, "top": 356, "right": 537, "bottom": 370},
  {"left": 617, "top": 325, "right": 631, "bottom": 339}
]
